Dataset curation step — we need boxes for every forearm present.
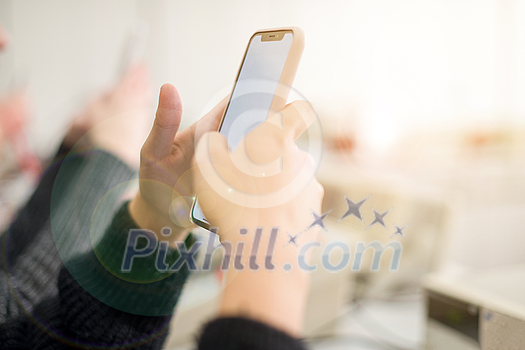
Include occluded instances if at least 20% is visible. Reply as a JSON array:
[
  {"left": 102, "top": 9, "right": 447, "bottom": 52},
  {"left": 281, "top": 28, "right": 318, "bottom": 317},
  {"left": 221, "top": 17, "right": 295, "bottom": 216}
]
[
  {"left": 215, "top": 223, "right": 314, "bottom": 337},
  {"left": 0, "top": 202, "right": 193, "bottom": 349},
  {"left": 220, "top": 269, "right": 309, "bottom": 337},
  {"left": 60, "top": 202, "right": 193, "bottom": 345},
  {"left": 66, "top": 201, "right": 193, "bottom": 316},
  {"left": 0, "top": 141, "right": 77, "bottom": 264},
  {"left": 0, "top": 145, "right": 136, "bottom": 324}
]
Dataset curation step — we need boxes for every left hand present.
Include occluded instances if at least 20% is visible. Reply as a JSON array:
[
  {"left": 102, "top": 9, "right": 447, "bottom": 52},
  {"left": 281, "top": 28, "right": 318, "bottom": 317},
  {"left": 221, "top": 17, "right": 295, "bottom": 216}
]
[{"left": 129, "top": 83, "right": 227, "bottom": 240}]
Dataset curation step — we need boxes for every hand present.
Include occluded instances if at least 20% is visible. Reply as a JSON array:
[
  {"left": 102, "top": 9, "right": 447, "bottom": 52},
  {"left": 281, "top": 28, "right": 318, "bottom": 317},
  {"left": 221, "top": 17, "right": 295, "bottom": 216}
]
[
  {"left": 64, "top": 64, "right": 152, "bottom": 167},
  {"left": 194, "top": 100, "right": 323, "bottom": 238},
  {"left": 129, "top": 84, "right": 227, "bottom": 240},
  {"left": 193, "top": 100, "right": 323, "bottom": 336}
]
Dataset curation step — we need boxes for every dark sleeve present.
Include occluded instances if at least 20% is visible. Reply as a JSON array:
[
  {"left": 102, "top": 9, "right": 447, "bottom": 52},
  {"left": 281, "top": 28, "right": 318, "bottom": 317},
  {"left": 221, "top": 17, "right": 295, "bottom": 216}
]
[
  {"left": 0, "top": 203, "right": 192, "bottom": 350},
  {"left": 0, "top": 142, "right": 74, "bottom": 267},
  {"left": 198, "top": 317, "right": 308, "bottom": 350},
  {"left": 0, "top": 144, "right": 136, "bottom": 323}
]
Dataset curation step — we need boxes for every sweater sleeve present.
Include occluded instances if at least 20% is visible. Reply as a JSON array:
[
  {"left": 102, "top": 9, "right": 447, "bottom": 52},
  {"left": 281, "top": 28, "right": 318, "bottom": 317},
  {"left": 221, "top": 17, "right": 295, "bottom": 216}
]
[
  {"left": 1, "top": 145, "right": 192, "bottom": 349},
  {"left": 198, "top": 317, "right": 308, "bottom": 350},
  {"left": 0, "top": 143, "right": 136, "bottom": 323},
  {"left": 0, "top": 142, "right": 71, "bottom": 265},
  {"left": 0, "top": 203, "right": 192, "bottom": 350}
]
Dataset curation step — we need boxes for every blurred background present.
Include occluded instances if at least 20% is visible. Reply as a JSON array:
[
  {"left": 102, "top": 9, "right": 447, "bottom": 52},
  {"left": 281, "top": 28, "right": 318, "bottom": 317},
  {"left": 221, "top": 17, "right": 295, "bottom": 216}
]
[{"left": 1, "top": 0, "right": 524, "bottom": 349}]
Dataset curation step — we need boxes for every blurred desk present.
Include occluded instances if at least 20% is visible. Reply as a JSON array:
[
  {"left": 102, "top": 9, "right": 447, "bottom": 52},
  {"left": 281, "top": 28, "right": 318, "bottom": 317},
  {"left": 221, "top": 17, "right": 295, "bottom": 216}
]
[{"left": 306, "top": 297, "right": 425, "bottom": 350}]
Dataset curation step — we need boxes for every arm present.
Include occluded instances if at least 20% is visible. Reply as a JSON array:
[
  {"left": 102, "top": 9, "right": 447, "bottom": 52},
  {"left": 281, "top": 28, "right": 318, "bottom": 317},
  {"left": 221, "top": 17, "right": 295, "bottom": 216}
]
[
  {"left": 1, "top": 83, "right": 226, "bottom": 348},
  {"left": 0, "top": 65, "right": 151, "bottom": 322},
  {"left": 0, "top": 146, "right": 135, "bottom": 324},
  {"left": 0, "top": 202, "right": 191, "bottom": 350},
  {"left": 193, "top": 100, "right": 322, "bottom": 348}
]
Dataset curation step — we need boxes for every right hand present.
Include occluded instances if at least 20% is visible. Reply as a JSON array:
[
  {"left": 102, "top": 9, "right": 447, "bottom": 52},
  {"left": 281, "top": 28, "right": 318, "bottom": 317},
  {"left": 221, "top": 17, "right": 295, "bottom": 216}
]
[
  {"left": 192, "top": 100, "right": 324, "bottom": 336},
  {"left": 193, "top": 100, "right": 323, "bottom": 239}
]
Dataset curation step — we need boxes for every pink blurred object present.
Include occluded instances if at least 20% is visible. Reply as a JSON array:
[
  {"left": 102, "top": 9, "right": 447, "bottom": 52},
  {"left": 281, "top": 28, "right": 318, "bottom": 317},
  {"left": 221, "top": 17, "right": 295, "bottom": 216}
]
[
  {"left": 0, "top": 91, "right": 28, "bottom": 136},
  {"left": 0, "top": 91, "right": 41, "bottom": 177},
  {"left": 0, "top": 24, "right": 9, "bottom": 51},
  {"left": 10, "top": 131, "right": 41, "bottom": 176}
]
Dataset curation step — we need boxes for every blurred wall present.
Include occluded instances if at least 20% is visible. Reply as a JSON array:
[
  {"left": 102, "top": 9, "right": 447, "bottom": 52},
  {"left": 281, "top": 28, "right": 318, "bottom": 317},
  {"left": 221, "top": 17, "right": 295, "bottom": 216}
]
[
  {"left": 1, "top": 0, "right": 525, "bottom": 157},
  {"left": 0, "top": 0, "right": 524, "bottom": 272}
]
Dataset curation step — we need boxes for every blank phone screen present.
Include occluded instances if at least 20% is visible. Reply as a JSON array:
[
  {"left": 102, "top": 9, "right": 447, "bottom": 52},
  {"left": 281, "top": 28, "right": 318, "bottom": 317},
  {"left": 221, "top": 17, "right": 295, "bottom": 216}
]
[{"left": 191, "top": 32, "right": 294, "bottom": 228}]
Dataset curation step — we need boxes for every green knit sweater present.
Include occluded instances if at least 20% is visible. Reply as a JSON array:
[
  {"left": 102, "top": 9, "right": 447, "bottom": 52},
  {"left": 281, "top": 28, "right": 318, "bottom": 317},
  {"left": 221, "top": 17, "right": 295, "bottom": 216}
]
[{"left": 0, "top": 147, "right": 305, "bottom": 350}]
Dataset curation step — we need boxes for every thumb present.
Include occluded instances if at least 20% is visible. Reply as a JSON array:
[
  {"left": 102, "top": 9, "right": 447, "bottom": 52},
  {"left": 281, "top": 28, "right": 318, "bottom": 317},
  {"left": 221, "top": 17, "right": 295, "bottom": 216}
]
[
  {"left": 267, "top": 100, "right": 316, "bottom": 140},
  {"left": 143, "top": 84, "right": 183, "bottom": 159}
]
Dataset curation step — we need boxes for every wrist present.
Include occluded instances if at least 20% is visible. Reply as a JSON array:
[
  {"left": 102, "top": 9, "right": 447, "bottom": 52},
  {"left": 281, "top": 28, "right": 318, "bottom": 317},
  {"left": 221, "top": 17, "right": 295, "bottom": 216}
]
[
  {"left": 215, "top": 224, "right": 315, "bottom": 336},
  {"left": 220, "top": 263, "right": 310, "bottom": 337},
  {"left": 129, "top": 193, "right": 190, "bottom": 244}
]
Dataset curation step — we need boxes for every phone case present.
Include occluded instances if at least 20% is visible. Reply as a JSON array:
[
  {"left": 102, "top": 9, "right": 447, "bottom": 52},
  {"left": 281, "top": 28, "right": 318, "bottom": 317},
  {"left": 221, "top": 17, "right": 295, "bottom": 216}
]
[
  {"left": 217, "top": 26, "right": 305, "bottom": 130},
  {"left": 259, "top": 26, "right": 305, "bottom": 114},
  {"left": 192, "top": 27, "right": 305, "bottom": 231}
]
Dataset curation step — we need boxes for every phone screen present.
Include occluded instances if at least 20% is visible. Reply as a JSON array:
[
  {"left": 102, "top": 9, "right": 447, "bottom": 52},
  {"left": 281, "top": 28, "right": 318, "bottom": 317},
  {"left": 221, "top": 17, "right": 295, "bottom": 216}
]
[{"left": 191, "top": 32, "right": 294, "bottom": 229}]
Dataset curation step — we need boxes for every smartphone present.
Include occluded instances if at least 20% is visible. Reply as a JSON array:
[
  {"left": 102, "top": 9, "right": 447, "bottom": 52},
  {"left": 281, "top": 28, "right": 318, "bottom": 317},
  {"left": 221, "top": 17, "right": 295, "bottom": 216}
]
[
  {"left": 190, "top": 27, "right": 304, "bottom": 231},
  {"left": 119, "top": 21, "right": 149, "bottom": 77}
]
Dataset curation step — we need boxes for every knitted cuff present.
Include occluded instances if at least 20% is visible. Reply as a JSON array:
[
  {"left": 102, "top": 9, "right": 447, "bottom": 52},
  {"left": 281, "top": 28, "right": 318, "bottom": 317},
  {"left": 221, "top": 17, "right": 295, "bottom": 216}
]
[
  {"left": 198, "top": 317, "right": 307, "bottom": 350},
  {"left": 64, "top": 202, "right": 193, "bottom": 316}
]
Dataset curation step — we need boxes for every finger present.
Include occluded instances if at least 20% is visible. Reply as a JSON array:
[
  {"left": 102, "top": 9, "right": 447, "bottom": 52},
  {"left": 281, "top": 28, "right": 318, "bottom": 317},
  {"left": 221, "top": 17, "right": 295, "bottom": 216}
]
[
  {"left": 143, "top": 84, "right": 183, "bottom": 159},
  {"left": 244, "top": 121, "right": 287, "bottom": 165},
  {"left": 194, "top": 131, "right": 232, "bottom": 183},
  {"left": 194, "top": 131, "right": 258, "bottom": 224},
  {"left": 268, "top": 100, "right": 316, "bottom": 140},
  {"left": 192, "top": 134, "right": 247, "bottom": 231},
  {"left": 189, "top": 95, "right": 229, "bottom": 142},
  {"left": 194, "top": 131, "right": 230, "bottom": 200},
  {"left": 194, "top": 131, "right": 254, "bottom": 194}
]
